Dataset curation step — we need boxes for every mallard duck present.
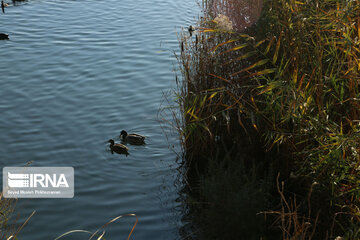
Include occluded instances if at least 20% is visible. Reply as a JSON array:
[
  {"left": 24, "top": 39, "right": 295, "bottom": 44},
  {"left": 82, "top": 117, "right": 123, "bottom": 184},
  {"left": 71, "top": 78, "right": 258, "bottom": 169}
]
[
  {"left": 108, "top": 139, "right": 129, "bottom": 155},
  {"left": 0, "top": 33, "right": 9, "bottom": 40},
  {"left": 120, "top": 130, "right": 145, "bottom": 145}
]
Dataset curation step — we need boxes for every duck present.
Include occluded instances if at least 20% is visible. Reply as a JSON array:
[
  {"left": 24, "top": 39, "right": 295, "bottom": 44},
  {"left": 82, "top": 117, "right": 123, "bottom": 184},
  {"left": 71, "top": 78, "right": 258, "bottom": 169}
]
[
  {"left": 0, "top": 33, "right": 9, "bottom": 40},
  {"left": 119, "top": 130, "right": 145, "bottom": 145},
  {"left": 108, "top": 139, "right": 129, "bottom": 155},
  {"left": 188, "top": 25, "right": 195, "bottom": 36},
  {"left": 1, "top": 1, "right": 9, "bottom": 14}
]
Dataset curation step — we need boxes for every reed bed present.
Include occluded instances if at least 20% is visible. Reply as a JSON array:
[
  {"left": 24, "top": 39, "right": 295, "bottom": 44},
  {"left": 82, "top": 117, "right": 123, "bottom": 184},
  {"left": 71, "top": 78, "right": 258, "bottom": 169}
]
[{"left": 175, "top": 0, "right": 360, "bottom": 238}]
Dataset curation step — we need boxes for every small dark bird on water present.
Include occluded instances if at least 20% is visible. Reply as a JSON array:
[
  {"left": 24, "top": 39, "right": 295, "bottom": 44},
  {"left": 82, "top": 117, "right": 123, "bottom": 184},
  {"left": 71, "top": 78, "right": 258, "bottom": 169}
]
[
  {"left": 108, "top": 139, "right": 129, "bottom": 155},
  {"left": 1, "top": 1, "right": 5, "bottom": 13},
  {"left": 188, "top": 25, "right": 195, "bottom": 32},
  {"left": 0, "top": 33, "right": 9, "bottom": 40},
  {"left": 188, "top": 25, "right": 195, "bottom": 36}
]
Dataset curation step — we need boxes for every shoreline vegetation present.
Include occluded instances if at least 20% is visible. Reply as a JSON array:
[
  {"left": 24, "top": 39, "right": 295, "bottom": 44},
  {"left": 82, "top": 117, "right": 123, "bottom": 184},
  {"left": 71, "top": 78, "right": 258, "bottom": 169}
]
[
  {"left": 0, "top": 196, "right": 17, "bottom": 239},
  {"left": 0, "top": 194, "right": 137, "bottom": 240},
  {"left": 175, "top": 0, "right": 360, "bottom": 239},
  {"left": 0, "top": 195, "right": 35, "bottom": 240}
]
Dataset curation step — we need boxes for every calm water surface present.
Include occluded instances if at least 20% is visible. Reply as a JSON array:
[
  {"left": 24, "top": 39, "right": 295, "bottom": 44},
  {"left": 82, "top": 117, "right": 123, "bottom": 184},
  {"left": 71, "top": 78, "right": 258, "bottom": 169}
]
[{"left": 0, "top": 0, "right": 199, "bottom": 239}]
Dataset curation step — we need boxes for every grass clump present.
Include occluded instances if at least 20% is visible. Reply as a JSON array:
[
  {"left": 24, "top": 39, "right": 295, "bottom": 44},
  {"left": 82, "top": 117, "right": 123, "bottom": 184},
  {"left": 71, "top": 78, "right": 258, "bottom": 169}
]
[
  {"left": 0, "top": 194, "right": 35, "bottom": 240},
  {"left": 0, "top": 195, "right": 17, "bottom": 240},
  {"left": 175, "top": 0, "right": 360, "bottom": 238},
  {"left": 55, "top": 213, "right": 138, "bottom": 240}
]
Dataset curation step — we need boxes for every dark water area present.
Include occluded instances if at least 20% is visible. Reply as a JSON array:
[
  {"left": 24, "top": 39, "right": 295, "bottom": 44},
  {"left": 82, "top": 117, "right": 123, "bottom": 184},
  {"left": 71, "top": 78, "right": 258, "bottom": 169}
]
[{"left": 0, "top": 0, "right": 199, "bottom": 239}]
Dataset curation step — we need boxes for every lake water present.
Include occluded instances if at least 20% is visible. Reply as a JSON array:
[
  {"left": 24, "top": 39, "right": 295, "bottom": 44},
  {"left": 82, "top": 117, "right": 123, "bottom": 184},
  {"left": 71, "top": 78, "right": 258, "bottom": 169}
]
[{"left": 0, "top": 0, "right": 199, "bottom": 239}]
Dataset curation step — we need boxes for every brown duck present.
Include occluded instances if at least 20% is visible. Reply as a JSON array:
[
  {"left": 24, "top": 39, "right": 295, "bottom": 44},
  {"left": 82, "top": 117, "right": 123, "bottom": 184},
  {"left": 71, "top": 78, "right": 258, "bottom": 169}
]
[
  {"left": 120, "top": 130, "right": 145, "bottom": 145},
  {"left": 108, "top": 139, "right": 129, "bottom": 155}
]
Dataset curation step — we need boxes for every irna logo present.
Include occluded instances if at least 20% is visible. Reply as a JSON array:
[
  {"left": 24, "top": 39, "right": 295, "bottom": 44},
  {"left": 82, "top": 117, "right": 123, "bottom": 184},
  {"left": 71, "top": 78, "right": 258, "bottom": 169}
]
[
  {"left": 7, "top": 172, "right": 69, "bottom": 188},
  {"left": 3, "top": 167, "right": 74, "bottom": 198}
]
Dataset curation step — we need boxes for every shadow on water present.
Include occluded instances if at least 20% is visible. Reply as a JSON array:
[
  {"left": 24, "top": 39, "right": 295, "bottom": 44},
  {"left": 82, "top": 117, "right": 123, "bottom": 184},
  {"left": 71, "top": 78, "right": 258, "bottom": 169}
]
[{"left": 175, "top": 136, "right": 281, "bottom": 240}]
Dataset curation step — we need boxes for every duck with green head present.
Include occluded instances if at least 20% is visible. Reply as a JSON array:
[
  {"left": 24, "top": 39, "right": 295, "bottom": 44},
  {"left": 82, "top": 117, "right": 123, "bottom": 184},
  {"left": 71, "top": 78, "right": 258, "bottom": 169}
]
[
  {"left": 108, "top": 139, "right": 129, "bottom": 155},
  {"left": 120, "top": 130, "right": 145, "bottom": 145}
]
